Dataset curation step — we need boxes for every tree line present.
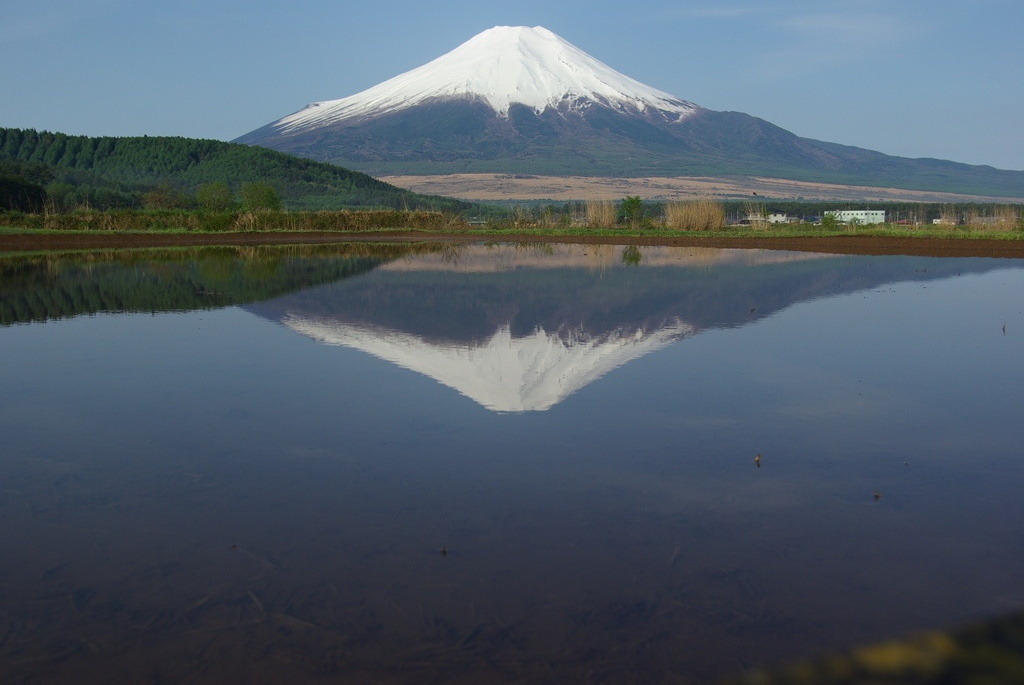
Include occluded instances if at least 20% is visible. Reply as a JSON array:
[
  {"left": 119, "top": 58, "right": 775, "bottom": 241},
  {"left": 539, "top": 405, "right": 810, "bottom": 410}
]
[{"left": 0, "top": 128, "right": 473, "bottom": 213}]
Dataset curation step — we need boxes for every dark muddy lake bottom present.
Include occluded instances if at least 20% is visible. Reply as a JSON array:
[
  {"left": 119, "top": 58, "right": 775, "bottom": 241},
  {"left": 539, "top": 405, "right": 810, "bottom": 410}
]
[{"left": 1, "top": 242, "right": 1022, "bottom": 683}]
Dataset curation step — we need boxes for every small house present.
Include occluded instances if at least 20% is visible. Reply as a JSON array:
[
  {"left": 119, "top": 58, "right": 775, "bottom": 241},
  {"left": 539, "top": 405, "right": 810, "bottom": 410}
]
[{"left": 742, "top": 210, "right": 797, "bottom": 224}]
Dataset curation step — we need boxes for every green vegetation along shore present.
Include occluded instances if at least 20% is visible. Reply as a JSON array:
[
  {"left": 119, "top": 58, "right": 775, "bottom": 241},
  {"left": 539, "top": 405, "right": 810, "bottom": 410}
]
[
  {"left": 4, "top": 221, "right": 1024, "bottom": 263},
  {"left": 2, "top": 198, "right": 1021, "bottom": 245}
]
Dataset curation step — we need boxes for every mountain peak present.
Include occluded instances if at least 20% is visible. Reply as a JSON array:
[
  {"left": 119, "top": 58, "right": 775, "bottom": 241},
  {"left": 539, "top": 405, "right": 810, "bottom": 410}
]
[
  {"left": 236, "top": 26, "right": 1024, "bottom": 196},
  {"left": 271, "top": 25, "right": 700, "bottom": 134}
]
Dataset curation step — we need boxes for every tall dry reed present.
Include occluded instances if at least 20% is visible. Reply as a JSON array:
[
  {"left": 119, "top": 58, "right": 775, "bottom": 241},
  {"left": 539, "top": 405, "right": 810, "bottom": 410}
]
[
  {"left": 664, "top": 199, "right": 725, "bottom": 231},
  {"left": 964, "top": 205, "right": 1021, "bottom": 231},
  {"left": 996, "top": 204, "right": 1023, "bottom": 230},
  {"left": 938, "top": 205, "right": 959, "bottom": 227},
  {"left": 743, "top": 201, "right": 770, "bottom": 230},
  {"left": 585, "top": 200, "right": 617, "bottom": 228}
]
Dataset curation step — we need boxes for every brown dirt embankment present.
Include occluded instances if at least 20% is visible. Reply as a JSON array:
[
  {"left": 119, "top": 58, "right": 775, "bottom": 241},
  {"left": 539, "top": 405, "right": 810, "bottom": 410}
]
[{"left": 2, "top": 230, "right": 1024, "bottom": 259}]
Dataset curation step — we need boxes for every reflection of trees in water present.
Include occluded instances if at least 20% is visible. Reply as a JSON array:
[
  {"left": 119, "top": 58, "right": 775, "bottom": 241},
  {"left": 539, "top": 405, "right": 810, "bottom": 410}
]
[
  {"left": 621, "top": 245, "right": 642, "bottom": 265},
  {"left": 0, "top": 244, "right": 441, "bottom": 325}
]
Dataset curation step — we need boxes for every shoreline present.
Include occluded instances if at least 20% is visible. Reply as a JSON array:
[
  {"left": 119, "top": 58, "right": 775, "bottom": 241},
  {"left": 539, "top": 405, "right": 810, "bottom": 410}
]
[{"left": 3, "top": 229, "right": 1024, "bottom": 259}]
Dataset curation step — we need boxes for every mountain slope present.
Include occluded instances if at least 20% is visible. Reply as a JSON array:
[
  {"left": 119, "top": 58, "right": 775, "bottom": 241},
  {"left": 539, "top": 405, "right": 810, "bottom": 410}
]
[
  {"left": 236, "top": 26, "right": 1024, "bottom": 198},
  {"left": 0, "top": 127, "right": 472, "bottom": 211}
]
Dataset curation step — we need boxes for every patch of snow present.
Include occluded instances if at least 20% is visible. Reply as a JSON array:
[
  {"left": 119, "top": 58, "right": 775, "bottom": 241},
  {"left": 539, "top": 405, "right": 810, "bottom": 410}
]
[{"left": 274, "top": 26, "right": 700, "bottom": 133}]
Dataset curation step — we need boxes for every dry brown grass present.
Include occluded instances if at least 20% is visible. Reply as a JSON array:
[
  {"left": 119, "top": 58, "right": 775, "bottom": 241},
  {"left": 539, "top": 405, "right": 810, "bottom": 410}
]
[
  {"left": 664, "top": 199, "right": 725, "bottom": 231},
  {"left": 29, "top": 209, "right": 465, "bottom": 233},
  {"left": 964, "top": 205, "right": 1021, "bottom": 231},
  {"left": 938, "top": 205, "right": 960, "bottom": 227},
  {"left": 585, "top": 200, "right": 617, "bottom": 228},
  {"left": 742, "top": 201, "right": 770, "bottom": 230}
]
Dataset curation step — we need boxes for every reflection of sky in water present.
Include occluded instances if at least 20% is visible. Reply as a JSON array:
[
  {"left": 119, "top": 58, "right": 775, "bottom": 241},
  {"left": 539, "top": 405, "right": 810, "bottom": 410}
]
[{"left": 0, "top": 247, "right": 1022, "bottom": 683}]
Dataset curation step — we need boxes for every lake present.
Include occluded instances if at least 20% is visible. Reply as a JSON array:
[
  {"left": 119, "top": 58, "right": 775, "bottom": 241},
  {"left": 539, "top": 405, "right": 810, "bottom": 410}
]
[{"left": 1, "top": 242, "right": 1022, "bottom": 684}]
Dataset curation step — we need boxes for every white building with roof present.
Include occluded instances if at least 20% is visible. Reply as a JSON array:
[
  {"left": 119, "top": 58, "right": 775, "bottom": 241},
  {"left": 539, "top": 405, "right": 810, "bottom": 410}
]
[{"left": 824, "top": 210, "right": 886, "bottom": 225}]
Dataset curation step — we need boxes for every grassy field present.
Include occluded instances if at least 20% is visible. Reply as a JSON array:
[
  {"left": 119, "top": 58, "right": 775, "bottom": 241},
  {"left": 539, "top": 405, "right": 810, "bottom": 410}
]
[
  {"left": 3, "top": 207, "right": 1024, "bottom": 261},
  {"left": 2, "top": 207, "right": 1022, "bottom": 238}
]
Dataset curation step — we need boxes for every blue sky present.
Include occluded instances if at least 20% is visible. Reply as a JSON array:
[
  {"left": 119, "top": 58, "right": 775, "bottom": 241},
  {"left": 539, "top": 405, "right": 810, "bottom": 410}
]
[{"left": 2, "top": 0, "right": 1022, "bottom": 170}]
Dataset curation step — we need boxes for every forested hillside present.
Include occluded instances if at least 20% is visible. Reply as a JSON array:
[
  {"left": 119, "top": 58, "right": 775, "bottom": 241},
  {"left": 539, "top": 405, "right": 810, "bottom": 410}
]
[{"left": 0, "top": 128, "right": 471, "bottom": 212}]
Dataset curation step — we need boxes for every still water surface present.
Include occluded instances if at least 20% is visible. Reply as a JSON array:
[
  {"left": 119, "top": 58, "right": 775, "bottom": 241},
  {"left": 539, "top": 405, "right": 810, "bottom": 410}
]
[{"left": 1, "top": 243, "right": 1023, "bottom": 683}]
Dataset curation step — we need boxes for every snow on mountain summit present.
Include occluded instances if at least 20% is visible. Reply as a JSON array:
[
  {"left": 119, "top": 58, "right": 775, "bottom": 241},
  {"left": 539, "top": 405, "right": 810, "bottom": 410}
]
[{"left": 273, "top": 26, "right": 700, "bottom": 134}]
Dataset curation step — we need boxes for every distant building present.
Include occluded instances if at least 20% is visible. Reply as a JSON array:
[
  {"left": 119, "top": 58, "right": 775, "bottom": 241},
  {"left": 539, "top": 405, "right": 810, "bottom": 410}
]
[
  {"left": 824, "top": 209, "right": 886, "bottom": 224},
  {"left": 743, "top": 210, "right": 797, "bottom": 224},
  {"left": 766, "top": 211, "right": 796, "bottom": 224}
]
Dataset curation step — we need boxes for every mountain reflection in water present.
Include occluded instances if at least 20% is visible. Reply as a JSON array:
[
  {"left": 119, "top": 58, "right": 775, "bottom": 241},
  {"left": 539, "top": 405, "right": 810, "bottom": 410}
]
[
  {"left": 1, "top": 242, "right": 1022, "bottom": 685},
  {"left": 246, "top": 243, "right": 997, "bottom": 411}
]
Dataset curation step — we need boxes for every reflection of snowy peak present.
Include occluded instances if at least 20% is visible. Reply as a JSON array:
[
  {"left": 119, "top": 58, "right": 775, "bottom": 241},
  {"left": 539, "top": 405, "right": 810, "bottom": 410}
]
[
  {"left": 239, "top": 245, "right": 1000, "bottom": 413},
  {"left": 283, "top": 315, "right": 694, "bottom": 412}
]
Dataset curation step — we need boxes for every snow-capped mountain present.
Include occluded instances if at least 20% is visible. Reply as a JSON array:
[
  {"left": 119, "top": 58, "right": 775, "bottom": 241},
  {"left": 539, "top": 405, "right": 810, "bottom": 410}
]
[
  {"left": 234, "top": 24, "right": 728, "bottom": 175},
  {"left": 273, "top": 26, "right": 700, "bottom": 134},
  {"left": 236, "top": 25, "right": 1024, "bottom": 201}
]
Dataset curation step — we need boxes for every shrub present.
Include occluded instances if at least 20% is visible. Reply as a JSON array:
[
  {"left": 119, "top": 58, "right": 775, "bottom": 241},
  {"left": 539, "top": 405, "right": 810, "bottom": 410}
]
[
  {"left": 240, "top": 182, "right": 282, "bottom": 211},
  {"left": 196, "top": 182, "right": 235, "bottom": 211},
  {"left": 620, "top": 195, "right": 643, "bottom": 227}
]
